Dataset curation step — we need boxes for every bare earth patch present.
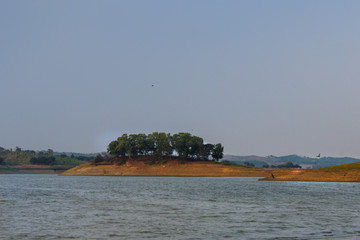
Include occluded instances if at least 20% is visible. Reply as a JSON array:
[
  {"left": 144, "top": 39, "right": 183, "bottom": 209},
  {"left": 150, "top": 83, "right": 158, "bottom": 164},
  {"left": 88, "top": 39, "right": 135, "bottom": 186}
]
[{"left": 61, "top": 159, "right": 268, "bottom": 177}]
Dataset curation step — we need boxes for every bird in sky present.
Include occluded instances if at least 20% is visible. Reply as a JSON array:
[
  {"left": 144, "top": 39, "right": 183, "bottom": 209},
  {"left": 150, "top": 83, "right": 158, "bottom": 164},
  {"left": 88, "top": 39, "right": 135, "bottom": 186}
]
[
  {"left": 316, "top": 153, "right": 321, "bottom": 158},
  {"left": 151, "top": 84, "right": 155, "bottom": 87}
]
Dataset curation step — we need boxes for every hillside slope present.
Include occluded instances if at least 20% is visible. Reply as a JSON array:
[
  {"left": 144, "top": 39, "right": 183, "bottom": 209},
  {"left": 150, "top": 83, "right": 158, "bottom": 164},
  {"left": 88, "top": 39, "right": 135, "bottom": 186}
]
[
  {"left": 224, "top": 154, "right": 360, "bottom": 168},
  {"left": 260, "top": 162, "right": 360, "bottom": 182}
]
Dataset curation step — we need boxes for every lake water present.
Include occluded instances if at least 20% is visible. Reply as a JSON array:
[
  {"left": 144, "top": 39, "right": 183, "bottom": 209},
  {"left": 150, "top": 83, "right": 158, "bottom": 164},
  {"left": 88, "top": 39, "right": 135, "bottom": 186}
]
[{"left": 0, "top": 175, "right": 359, "bottom": 240}]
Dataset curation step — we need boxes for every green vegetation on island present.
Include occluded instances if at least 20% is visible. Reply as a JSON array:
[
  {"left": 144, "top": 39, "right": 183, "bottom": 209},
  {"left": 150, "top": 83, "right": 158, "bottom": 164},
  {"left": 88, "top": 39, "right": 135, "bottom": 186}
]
[{"left": 107, "top": 132, "right": 224, "bottom": 161}]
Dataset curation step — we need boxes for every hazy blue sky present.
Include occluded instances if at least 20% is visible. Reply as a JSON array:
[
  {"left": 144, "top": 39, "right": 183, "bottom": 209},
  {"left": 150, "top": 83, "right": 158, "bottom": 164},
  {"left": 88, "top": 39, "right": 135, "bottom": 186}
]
[{"left": 1, "top": 0, "right": 360, "bottom": 157}]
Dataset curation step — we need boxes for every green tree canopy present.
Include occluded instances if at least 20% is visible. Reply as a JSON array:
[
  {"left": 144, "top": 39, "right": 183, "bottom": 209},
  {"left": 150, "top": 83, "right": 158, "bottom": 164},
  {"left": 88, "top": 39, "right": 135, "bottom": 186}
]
[
  {"left": 149, "top": 132, "right": 173, "bottom": 156},
  {"left": 212, "top": 143, "right": 224, "bottom": 162},
  {"left": 30, "top": 156, "right": 56, "bottom": 165},
  {"left": 171, "top": 132, "right": 192, "bottom": 158},
  {"left": 107, "top": 132, "right": 224, "bottom": 161}
]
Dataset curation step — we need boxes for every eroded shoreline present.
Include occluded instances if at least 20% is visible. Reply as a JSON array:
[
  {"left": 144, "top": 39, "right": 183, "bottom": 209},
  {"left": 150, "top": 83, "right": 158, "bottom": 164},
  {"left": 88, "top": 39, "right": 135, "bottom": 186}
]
[{"left": 60, "top": 159, "right": 360, "bottom": 182}]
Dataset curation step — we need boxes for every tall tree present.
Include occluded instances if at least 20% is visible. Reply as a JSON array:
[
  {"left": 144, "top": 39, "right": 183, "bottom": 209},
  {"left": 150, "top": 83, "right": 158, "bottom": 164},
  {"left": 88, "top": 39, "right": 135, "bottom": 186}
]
[
  {"left": 212, "top": 143, "right": 224, "bottom": 161},
  {"left": 127, "top": 134, "right": 139, "bottom": 157},
  {"left": 134, "top": 134, "right": 148, "bottom": 155},
  {"left": 149, "top": 132, "right": 173, "bottom": 156},
  {"left": 107, "top": 140, "right": 120, "bottom": 156},
  {"left": 172, "top": 132, "right": 192, "bottom": 159},
  {"left": 199, "top": 143, "right": 214, "bottom": 160},
  {"left": 189, "top": 136, "right": 204, "bottom": 159},
  {"left": 116, "top": 134, "right": 129, "bottom": 157}
]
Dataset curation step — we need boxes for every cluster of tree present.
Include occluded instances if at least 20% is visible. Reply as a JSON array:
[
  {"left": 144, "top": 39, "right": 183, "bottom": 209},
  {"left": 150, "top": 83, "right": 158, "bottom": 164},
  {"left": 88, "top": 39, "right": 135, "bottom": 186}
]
[
  {"left": 262, "top": 161, "right": 302, "bottom": 169},
  {"left": 107, "top": 132, "right": 224, "bottom": 161},
  {"left": 243, "top": 161, "right": 255, "bottom": 167},
  {"left": 58, "top": 153, "right": 94, "bottom": 161},
  {"left": 277, "top": 162, "right": 301, "bottom": 168},
  {"left": 74, "top": 155, "right": 94, "bottom": 161},
  {"left": 30, "top": 156, "right": 57, "bottom": 165}
]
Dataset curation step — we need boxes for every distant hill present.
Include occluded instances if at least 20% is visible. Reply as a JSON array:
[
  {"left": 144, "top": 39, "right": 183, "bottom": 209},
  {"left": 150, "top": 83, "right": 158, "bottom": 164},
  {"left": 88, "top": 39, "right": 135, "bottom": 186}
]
[
  {"left": 322, "top": 161, "right": 360, "bottom": 170},
  {"left": 223, "top": 154, "right": 360, "bottom": 169}
]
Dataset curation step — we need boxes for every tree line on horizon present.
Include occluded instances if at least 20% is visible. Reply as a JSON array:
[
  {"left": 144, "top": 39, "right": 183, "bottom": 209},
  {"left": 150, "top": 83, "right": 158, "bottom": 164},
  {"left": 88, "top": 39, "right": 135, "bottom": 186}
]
[
  {"left": 0, "top": 146, "right": 93, "bottom": 166},
  {"left": 107, "top": 132, "right": 224, "bottom": 161}
]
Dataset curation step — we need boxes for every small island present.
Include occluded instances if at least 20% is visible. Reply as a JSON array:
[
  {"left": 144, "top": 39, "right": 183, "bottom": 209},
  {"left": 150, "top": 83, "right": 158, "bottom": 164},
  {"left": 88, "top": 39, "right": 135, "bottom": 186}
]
[
  {"left": 2, "top": 134, "right": 360, "bottom": 181},
  {"left": 61, "top": 132, "right": 360, "bottom": 181},
  {"left": 61, "top": 132, "right": 268, "bottom": 177}
]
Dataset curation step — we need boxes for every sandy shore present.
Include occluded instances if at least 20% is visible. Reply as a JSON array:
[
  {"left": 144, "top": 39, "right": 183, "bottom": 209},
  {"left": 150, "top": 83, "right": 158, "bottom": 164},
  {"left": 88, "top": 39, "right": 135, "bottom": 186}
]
[{"left": 61, "top": 160, "right": 268, "bottom": 177}]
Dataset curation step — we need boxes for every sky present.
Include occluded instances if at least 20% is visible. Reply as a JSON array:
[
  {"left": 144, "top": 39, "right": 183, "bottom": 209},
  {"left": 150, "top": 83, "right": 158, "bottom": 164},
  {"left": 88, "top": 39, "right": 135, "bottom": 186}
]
[{"left": 1, "top": 0, "right": 360, "bottom": 157}]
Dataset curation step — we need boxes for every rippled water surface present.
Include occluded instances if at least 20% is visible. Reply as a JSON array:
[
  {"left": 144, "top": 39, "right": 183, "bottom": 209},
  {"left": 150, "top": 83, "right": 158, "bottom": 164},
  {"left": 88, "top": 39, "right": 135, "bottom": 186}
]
[{"left": 0, "top": 175, "right": 360, "bottom": 239}]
